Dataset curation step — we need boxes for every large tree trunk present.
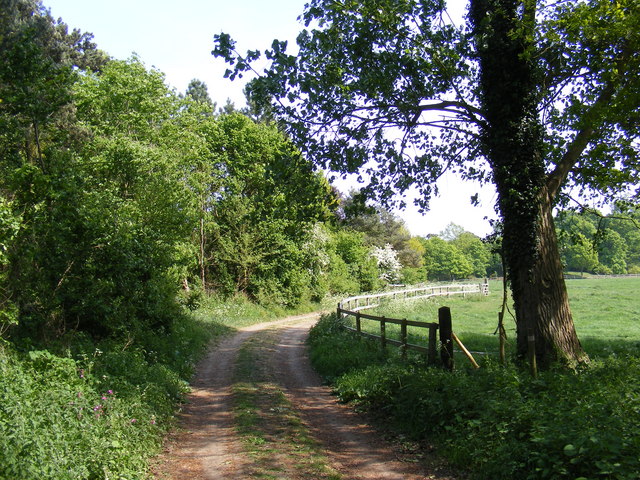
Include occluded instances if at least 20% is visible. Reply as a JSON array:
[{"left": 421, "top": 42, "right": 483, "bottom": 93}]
[
  {"left": 470, "top": 0, "right": 587, "bottom": 368},
  {"left": 510, "top": 187, "right": 588, "bottom": 367}
]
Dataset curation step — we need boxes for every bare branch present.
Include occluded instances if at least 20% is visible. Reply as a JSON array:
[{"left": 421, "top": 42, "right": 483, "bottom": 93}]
[{"left": 563, "top": 194, "right": 640, "bottom": 230}]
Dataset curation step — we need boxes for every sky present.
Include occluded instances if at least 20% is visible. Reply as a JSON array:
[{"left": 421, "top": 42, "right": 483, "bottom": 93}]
[{"left": 43, "top": 0, "right": 498, "bottom": 237}]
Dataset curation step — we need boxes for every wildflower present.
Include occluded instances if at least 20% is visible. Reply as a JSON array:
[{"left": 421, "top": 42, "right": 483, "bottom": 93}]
[{"left": 130, "top": 418, "right": 137, "bottom": 424}]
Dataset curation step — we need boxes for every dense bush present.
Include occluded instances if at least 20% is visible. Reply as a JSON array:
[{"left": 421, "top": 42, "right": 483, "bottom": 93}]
[
  {"left": 0, "top": 309, "right": 225, "bottom": 479},
  {"left": 309, "top": 314, "right": 640, "bottom": 480}
]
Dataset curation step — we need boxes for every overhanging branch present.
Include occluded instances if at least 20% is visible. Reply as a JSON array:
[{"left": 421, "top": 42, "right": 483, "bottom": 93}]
[{"left": 546, "top": 40, "right": 633, "bottom": 201}]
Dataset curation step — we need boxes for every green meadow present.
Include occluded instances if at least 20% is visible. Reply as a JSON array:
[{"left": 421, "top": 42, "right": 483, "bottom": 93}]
[{"left": 347, "top": 277, "right": 640, "bottom": 362}]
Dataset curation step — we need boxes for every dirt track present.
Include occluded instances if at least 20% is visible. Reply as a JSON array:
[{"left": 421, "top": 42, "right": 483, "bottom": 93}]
[{"left": 153, "top": 313, "right": 458, "bottom": 479}]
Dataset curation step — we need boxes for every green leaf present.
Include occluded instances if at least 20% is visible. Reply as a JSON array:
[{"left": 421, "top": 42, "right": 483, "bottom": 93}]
[{"left": 563, "top": 444, "right": 578, "bottom": 457}]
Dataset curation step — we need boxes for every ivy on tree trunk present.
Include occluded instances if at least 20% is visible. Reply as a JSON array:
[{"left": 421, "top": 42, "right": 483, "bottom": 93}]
[{"left": 470, "top": 0, "right": 587, "bottom": 366}]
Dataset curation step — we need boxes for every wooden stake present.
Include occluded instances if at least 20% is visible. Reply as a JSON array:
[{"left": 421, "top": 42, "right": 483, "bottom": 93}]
[
  {"left": 452, "top": 332, "right": 480, "bottom": 369},
  {"left": 498, "top": 311, "right": 506, "bottom": 365}
]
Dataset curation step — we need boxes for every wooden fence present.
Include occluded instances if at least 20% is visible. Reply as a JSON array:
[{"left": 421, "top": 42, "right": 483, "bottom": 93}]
[{"left": 336, "top": 281, "right": 489, "bottom": 369}]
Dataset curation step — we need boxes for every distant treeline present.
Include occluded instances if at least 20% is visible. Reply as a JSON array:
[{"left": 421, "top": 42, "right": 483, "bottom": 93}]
[{"left": 556, "top": 209, "right": 640, "bottom": 275}]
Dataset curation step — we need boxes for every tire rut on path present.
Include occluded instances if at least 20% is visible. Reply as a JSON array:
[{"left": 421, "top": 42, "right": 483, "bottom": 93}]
[
  {"left": 271, "top": 317, "right": 433, "bottom": 480},
  {"left": 153, "top": 313, "right": 458, "bottom": 480}
]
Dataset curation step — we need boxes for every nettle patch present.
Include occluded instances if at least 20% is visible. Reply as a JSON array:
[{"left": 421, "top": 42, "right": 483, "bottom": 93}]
[{"left": 0, "top": 339, "right": 194, "bottom": 479}]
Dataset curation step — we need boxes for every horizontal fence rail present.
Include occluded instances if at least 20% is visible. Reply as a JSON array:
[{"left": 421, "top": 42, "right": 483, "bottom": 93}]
[
  {"left": 337, "top": 281, "right": 489, "bottom": 369},
  {"left": 337, "top": 307, "right": 441, "bottom": 364},
  {"left": 338, "top": 281, "right": 489, "bottom": 313}
]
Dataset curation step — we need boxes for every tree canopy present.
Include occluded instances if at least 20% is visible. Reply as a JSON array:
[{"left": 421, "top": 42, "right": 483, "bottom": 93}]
[
  {"left": 558, "top": 208, "right": 640, "bottom": 275},
  {"left": 0, "top": 0, "right": 347, "bottom": 340}
]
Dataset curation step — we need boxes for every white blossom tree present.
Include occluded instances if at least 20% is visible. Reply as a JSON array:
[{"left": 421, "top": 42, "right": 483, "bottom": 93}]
[{"left": 371, "top": 244, "right": 402, "bottom": 283}]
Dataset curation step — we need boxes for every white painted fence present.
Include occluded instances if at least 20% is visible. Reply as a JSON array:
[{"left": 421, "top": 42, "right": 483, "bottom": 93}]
[{"left": 338, "top": 280, "right": 490, "bottom": 314}]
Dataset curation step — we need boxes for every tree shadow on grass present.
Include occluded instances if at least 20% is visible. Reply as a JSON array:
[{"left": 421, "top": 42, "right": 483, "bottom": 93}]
[{"left": 581, "top": 336, "right": 640, "bottom": 359}]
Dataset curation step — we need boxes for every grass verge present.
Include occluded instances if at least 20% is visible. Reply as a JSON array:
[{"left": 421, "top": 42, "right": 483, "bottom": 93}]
[{"left": 194, "top": 293, "right": 338, "bottom": 329}]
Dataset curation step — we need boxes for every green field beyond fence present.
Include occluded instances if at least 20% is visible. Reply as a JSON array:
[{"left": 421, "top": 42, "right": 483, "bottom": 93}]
[{"left": 349, "top": 276, "right": 640, "bottom": 361}]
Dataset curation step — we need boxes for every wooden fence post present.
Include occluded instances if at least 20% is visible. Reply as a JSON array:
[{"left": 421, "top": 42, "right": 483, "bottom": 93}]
[
  {"left": 355, "top": 312, "right": 361, "bottom": 333},
  {"left": 439, "top": 306, "right": 454, "bottom": 370},
  {"left": 380, "top": 316, "right": 386, "bottom": 350}
]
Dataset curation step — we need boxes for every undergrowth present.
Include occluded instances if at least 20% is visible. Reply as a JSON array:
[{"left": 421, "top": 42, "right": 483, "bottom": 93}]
[
  {"left": 308, "top": 313, "right": 640, "bottom": 480},
  {"left": 0, "top": 293, "right": 322, "bottom": 479},
  {"left": 0, "top": 308, "right": 226, "bottom": 480}
]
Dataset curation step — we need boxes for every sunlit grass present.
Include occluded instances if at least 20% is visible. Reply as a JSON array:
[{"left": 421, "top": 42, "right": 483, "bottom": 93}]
[
  {"left": 345, "top": 277, "right": 640, "bottom": 360},
  {"left": 194, "top": 293, "right": 338, "bottom": 329}
]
